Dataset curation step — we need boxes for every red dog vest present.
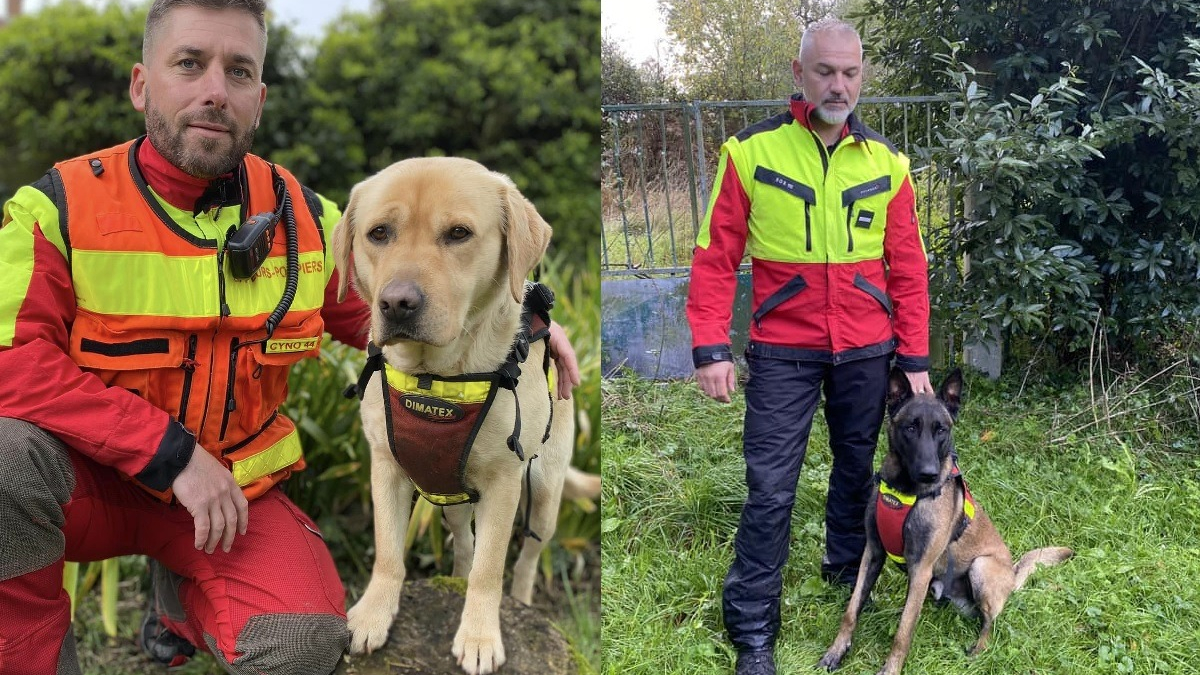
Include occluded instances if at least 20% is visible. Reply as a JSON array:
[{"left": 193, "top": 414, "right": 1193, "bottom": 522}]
[
  {"left": 876, "top": 465, "right": 976, "bottom": 565},
  {"left": 348, "top": 283, "right": 555, "bottom": 506}
]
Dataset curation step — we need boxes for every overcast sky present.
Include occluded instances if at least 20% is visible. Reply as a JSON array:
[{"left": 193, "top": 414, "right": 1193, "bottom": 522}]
[
  {"left": 18, "top": 0, "right": 374, "bottom": 37},
  {"left": 601, "top": 0, "right": 670, "bottom": 65}
]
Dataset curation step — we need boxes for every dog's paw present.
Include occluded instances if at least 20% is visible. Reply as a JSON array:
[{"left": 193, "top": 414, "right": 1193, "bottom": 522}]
[
  {"left": 452, "top": 623, "right": 506, "bottom": 675},
  {"left": 817, "top": 647, "right": 845, "bottom": 671},
  {"left": 346, "top": 583, "right": 402, "bottom": 654}
]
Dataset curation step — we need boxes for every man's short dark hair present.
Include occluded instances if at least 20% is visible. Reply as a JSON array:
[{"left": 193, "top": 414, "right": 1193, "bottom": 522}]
[{"left": 143, "top": 0, "right": 268, "bottom": 63}]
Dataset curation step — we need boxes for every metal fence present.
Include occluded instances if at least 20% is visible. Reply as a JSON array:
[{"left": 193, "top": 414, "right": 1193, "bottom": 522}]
[{"left": 600, "top": 96, "right": 954, "bottom": 278}]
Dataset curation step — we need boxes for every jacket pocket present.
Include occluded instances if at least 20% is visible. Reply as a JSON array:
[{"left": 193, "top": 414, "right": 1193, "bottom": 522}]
[
  {"left": 71, "top": 314, "right": 197, "bottom": 422},
  {"left": 853, "top": 272, "right": 892, "bottom": 317},
  {"left": 222, "top": 313, "right": 323, "bottom": 440},
  {"left": 753, "top": 274, "right": 808, "bottom": 329},
  {"left": 755, "top": 166, "right": 816, "bottom": 252},
  {"left": 841, "top": 176, "right": 891, "bottom": 253}
]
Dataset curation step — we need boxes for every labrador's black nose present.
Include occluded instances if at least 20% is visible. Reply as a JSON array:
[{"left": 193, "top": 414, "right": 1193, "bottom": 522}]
[{"left": 378, "top": 280, "right": 424, "bottom": 323}]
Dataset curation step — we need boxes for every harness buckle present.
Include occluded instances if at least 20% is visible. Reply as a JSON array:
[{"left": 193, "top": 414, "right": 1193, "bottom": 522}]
[
  {"left": 507, "top": 435, "right": 525, "bottom": 461},
  {"left": 514, "top": 333, "right": 530, "bottom": 363}
]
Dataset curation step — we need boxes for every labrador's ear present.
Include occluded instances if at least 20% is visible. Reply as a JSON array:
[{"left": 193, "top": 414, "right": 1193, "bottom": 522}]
[
  {"left": 498, "top": 174, "right": 552, "bottom": 303},
  {"left": 332, "top": 185, "right": 361, "bottom": 303}
]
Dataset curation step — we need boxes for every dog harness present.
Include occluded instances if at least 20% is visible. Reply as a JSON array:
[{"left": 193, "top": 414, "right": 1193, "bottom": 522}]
[
  {"left": 347, "top": 283, "right": 555, "bottom": 507},
  {"left": 875, "top": 464, "right": 977, "bottom": 565}
]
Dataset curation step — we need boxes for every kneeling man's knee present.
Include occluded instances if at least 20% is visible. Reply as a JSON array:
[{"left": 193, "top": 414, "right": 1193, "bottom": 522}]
[{"left": 211, "top": 613, "right": 348, "bottom": 675}]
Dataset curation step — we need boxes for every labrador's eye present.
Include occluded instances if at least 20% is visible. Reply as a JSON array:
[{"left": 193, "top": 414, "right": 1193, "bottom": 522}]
[
  {"left": 368, "top": 225, "right": 389, "bottom": 242},
  {"left": 446, "top": 225, "right": 472, "bottom": 242}
]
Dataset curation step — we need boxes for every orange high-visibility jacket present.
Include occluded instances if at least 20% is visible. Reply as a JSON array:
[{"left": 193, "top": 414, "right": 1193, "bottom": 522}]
[{"left": 0, "top": 138, "right": 367, "bottom": 501}]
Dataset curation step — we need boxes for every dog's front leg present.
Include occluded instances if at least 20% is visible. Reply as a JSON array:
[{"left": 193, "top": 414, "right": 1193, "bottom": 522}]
[
  {"left": 445, "top": 503, "right": 475, "bottom": 578},
  {"left": 452, "top": 473, "right": 523, "bottom": 674},
  {"left": 348, "top": 452, "right": 415, "bottom": 654},
  {"left": 819, "top": 542, "right": 886, "bottom": 671},
  {"left": 875, "top": 561, "right": 936, "bottom": 675}
]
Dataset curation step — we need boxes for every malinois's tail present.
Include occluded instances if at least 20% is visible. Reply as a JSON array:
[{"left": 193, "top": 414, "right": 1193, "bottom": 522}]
[{"left": 1013, "top": 546, "right": 1074, "bottom": 590}]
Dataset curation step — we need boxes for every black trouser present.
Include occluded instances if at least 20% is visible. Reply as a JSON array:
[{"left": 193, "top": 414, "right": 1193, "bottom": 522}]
[{"left": 722, "top": 352, "right": 889, "bottom": 652}]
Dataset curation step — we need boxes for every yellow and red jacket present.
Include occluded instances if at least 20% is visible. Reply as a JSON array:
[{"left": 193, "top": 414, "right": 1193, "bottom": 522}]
[
  {"left": 687, "top": 95, "right": 929, "bottom": 369},
  {"left": 0, "top": 138, "right": 368, "bottom": 500}
]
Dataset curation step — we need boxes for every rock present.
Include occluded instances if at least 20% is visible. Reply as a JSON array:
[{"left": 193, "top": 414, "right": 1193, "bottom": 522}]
[{"left": 335, "top": 578, "right": 578, "bottom": 675}]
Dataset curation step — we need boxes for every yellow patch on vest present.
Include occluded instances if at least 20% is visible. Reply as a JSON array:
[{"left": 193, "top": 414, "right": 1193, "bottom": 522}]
[{"left": 265, "top": 336, "right": 321, "bottom": 354}]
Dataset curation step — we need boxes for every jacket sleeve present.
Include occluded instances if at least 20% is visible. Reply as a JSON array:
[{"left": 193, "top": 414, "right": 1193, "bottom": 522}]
[
  {"left": 883, "top": 174, "right": 930, "bottom": 371},
  {"left": 314, "top": 194, "right": 369, "bottom": 350},
  {"left": 686, "top": 145, "right": 751, "bottom": 362},
  {"left": 0, "top": 184, "right": 194, "bottom": 489}
]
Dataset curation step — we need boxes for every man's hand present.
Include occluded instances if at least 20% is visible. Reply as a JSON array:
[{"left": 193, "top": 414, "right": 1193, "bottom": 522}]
[
  {"left": 547, "top": 320, "right": 581, "bottom": 400},
  {"left": 171, "top": 446, "right": 248, "bottom": 554},
  {"left": 904, "top": 370, "right": 934, "bottom": 396},
  {"left": 696, "top": 361, "right": 737, "bottom": 403}
]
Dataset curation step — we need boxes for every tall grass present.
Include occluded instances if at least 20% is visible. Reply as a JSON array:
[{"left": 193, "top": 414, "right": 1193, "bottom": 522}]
[
  {"left": 602, "top": 369, "right": 1200, "bottom": 674},
  {"left": 602, "top": 174, "right": 700, "bottom": 273}
]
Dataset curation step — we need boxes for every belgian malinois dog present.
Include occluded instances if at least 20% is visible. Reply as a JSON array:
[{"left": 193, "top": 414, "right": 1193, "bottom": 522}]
[{"left": 817, "top": 368, "right": 1072, "bottom": 675}]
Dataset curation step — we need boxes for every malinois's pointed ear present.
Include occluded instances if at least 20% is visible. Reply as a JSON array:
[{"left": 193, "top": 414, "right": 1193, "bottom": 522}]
[
  {"left": 886, "top": 367, "right": 913, "bottom": 417},
  {"left": 939, "top": 368, "right": 964, "bottom": 420}
]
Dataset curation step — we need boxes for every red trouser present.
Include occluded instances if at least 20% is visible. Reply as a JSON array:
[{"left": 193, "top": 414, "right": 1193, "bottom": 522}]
[{"left": 0, "top": 429, "right": 346, "bottom": 675}]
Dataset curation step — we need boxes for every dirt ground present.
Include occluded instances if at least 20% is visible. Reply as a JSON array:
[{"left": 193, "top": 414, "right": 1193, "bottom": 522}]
[{"left": 72, "top": 555, "right": 598, "bottom": 675}]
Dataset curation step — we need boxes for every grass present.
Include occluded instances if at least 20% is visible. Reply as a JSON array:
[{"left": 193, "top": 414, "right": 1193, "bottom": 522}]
[{"left": 601, "top": 368, "right": 1200, "bottom": 675}]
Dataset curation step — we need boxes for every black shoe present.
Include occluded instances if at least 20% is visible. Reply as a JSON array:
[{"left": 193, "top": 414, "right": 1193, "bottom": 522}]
[
  {"left": 735, "top": 649, "right": 776, "bottom": 675},
  {"left": 821, "top": 557, "right": 859, "bottom": 588},
  {"left": 139, "top": 610, "right": 195, "bottom": 669}
]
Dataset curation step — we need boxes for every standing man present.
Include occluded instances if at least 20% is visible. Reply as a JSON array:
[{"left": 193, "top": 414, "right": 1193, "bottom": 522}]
[
  {"left": 0, "top": 1, "right": 579, "bottom": 673},
  {"left": 686, "top": 18, "right": 933, "bottom": 675}
]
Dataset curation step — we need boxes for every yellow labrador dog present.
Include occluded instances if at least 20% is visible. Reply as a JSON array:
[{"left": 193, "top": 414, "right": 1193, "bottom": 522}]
[{"left": 333, "top": 157, "right": 593, "bottom": 674}]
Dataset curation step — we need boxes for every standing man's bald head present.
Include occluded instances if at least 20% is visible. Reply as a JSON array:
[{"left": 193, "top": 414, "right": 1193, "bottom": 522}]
[{"left": 792, "top": 18, "right": 864, "bottom": 143}]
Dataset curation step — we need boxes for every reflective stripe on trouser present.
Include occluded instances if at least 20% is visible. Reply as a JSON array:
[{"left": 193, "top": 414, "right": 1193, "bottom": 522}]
[
  {"left": 722, "top": 354, "right": 889, "bottom": 651},
  {"left": 0, "top": 419, "right": 348, "bottom": 675}
]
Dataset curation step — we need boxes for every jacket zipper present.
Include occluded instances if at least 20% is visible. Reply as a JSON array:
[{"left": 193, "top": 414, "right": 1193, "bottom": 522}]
[
  {"left": 804, "top": 202, "right": 813, "bottom": 252},
  {"left": 177, "top": 334, "right": 199, "bottom": 427},
  {"left": 219, "top": 337, "right": 239, "bottom": 441},
  {"left": 845, "top": 207, "right": 855, "bottom": 253}
]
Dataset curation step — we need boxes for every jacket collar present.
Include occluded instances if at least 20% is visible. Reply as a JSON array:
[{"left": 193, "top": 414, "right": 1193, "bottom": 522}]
[
  {"left": 788, "top": 93, "right": 869, "bottom": 143},
  {"left": 135, "top": 136, "right": 241, "bottom": 214}
]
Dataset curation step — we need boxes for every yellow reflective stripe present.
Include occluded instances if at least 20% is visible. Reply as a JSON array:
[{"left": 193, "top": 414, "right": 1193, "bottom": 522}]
[
  {"left": 71, "top": 249, "right": 326, "bottom": 317},
  {"left": 73, "top": 250, "right": 219, "bottom": 317},
  {"left": 963, "top": 495, "right": 976, "bottom": 520},
  {"left": 878, "top": 480, "right": 916, "bottom": 506},
  {"left": 0, "top": 204, "right": 37, "bottom": 347},
  {"left": 230, "top": 427, "right": 302, "bottom": 486},
  {"left": 223, "top": 251, "right": 326, "bottom": 316},
  {"left": 416, "top": 487, "right": 473, "bottom": 506},
  {"left": 887, "top": 550, "right": 907, "bottom": 564},
  {"left": 384, "top": 363, "right": 493, "bottom": 403}
]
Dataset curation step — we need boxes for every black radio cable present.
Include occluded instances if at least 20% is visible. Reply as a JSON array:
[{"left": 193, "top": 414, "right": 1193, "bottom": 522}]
[{"left": 264, "top": 168, "right": 299, "bottom": 337}]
